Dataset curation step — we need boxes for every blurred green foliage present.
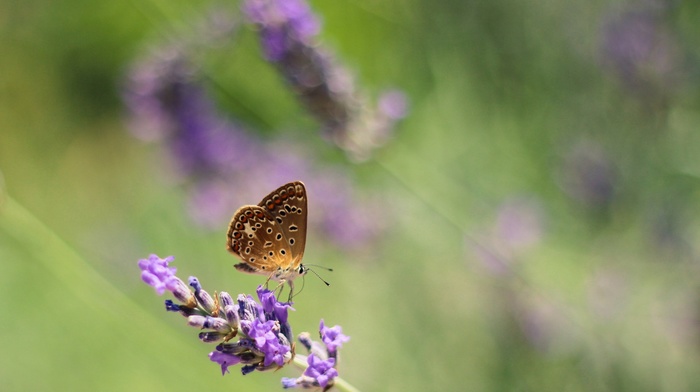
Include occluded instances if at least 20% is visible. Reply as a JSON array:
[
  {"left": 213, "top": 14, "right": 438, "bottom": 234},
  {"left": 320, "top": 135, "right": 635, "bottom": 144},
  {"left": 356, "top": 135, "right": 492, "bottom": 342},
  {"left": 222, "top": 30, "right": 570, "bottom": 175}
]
[{"left": 3, "top": 0, "right": 700, "bottom": 391}]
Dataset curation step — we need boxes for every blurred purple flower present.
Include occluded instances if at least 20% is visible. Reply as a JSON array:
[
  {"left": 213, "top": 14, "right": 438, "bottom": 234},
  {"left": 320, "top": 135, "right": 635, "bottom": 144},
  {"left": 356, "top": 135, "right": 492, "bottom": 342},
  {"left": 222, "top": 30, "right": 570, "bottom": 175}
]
[
  {"left": 378, "top": 90, "right": 409, "bottom": 120},
  {"left": 557, "top": 141, "right": 617, "bottom": 208},
  {"left": 122, "top": 24, "right": 387, "bottom": 251},
  {"left": 243, "top": 0, "right": 320, "bottom": 61},
  {"left": 494, "top": 198, "right": 545, "bottom": 251},
  {"left": 468, "top": 197, "right": 545, "bottom": 276},
  {"left": 653, "top": 291, "right": 700, "bottom": 348},
  {"left": 600, "top": 2, "right": 685, "bottom": 99},
  {"left": 242, "top": 0, "right": 408, "bottom": 161},
  {"left": 513, "top": 294, "right": 579, "bottom": 354}
]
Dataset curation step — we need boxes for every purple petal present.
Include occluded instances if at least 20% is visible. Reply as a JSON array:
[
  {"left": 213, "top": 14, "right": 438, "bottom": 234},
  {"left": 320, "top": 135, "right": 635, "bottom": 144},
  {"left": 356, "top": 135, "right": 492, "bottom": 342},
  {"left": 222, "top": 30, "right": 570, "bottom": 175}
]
[{"left": 209, "top": 351, "right": 242, "bottom": 375}]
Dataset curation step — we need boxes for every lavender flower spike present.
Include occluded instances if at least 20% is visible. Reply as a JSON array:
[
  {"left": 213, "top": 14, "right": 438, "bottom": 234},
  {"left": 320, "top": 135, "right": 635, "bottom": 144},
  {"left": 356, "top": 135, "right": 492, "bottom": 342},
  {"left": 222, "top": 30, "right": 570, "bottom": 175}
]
[
  {"left": 243, "top": 0, "right": 408, "bottom": 161},
  {"left": 139, "top": 256, "right": 358, "bottom": 390}
]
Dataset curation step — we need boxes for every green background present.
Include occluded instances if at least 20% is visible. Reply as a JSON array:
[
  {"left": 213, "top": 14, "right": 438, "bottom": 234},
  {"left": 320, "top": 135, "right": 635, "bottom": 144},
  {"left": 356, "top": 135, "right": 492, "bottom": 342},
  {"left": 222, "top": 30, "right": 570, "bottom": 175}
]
[{"left": 3, "top": 1, "right": 700, "bottom": 391}]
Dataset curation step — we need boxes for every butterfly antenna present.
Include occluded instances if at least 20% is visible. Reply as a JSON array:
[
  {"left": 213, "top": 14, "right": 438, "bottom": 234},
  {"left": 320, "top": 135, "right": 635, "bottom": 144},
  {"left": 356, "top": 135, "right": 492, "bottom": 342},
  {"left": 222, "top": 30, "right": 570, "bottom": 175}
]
[
  {"left": 304, "top": 264, "right": 334, "bottom": 272},
  {"left": 307, "top": 267, "right": 331, "bottom": 286}
]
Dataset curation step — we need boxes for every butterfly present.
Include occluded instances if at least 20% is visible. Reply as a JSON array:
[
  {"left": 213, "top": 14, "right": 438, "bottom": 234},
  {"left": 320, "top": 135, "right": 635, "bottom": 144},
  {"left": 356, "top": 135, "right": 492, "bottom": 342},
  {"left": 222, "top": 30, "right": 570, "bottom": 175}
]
[{"left": 226, "top": 181, "right": 308, "bottom": 297}]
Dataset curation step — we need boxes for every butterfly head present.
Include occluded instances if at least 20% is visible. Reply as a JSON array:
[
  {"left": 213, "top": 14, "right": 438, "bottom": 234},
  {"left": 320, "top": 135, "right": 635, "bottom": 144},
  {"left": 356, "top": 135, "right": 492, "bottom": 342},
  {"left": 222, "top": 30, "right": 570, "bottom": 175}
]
[{"left": 272, "top": 263, "right": 308, "bottom": 282}]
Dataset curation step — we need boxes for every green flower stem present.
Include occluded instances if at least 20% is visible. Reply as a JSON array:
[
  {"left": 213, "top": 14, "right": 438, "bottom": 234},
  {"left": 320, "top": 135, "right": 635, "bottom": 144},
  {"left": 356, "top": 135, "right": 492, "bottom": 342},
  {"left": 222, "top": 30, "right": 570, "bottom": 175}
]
[{"left": 291, "top": 354, "right": 361, "bottom": 392}]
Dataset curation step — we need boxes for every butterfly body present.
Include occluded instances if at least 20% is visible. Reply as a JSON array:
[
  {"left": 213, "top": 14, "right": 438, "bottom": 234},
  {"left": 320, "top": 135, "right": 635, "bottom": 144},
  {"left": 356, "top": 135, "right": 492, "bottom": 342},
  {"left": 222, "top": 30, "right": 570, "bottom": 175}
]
[{"left": 226, "top": 181, "right": 308, "bottom": 293}]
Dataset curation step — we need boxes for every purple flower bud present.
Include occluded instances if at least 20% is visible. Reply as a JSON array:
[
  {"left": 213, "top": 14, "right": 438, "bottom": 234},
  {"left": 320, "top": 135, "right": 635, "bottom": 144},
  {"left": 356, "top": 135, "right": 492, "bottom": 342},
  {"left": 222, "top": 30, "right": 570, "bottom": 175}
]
[
  {"left": 188, "top": 276, "right": 203, "bottom": 292},
  {"left": 241, "top": 364, "right": 258, "bottom": 375},
  {"left": 281, "top": 377, "right": 299, "bottom": 388},
  {"left": 238, "top": 294, "right": 262, "bottom": 323},
  {"left": 188, "top": 315, "right": 230, "bottom": 332},
  {"left": 187, "top": 315, "right": 207, "bottom": 328},
  {"left": 164, "top": 299, "right": 181, "bottom": 312},
  {"left": 166, "top": 276, "right": 196, "bottom": 306},
  {"left": 219, "top": 291, "right": 234, "bottom": 307},
  {"left": 378, "top": 90, "right": 408, "bottom": 120},
  {"left": 190, "top": 280, "right": 216, "bottom": 313},
  {"left": 199, "top": 331, "right": 228, "bottom": 343},
  {"left": 297, "top": 332, "right": 313, "bottom": 352},
  {"left": 297, "top": 332, "right": 327, "bottom": 359},
  {"left": 224, "top": 304, "right": 240, "bottom": 327},
  {"left": 217, "top": 339, "right": 257, "bottom": 356}
]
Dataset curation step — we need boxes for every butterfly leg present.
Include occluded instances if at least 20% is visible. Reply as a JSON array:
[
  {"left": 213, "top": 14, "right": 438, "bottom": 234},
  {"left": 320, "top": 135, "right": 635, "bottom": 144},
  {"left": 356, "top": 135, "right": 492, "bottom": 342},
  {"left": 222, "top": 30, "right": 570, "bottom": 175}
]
[
  {"left": 273, "top": 281, "right": 286, "bottom": 299},
  {"left": 263, "top": 271, "right": 276, "bottom": 290},
  {"left": 286, "top": 279, "right": 295, "bottom": 302}
]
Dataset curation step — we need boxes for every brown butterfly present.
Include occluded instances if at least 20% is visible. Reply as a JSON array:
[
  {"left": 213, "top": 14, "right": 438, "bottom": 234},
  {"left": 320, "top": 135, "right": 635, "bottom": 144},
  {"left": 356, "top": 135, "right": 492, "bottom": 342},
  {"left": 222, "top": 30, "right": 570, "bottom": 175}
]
[{"left": 226, "top": 181, "right": 308, "bottom": 296}]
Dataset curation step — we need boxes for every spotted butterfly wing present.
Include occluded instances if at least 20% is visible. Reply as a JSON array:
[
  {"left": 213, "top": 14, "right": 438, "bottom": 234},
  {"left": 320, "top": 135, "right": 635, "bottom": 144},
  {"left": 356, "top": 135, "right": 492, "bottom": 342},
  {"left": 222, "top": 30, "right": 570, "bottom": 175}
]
[{"left": 226, "top": 181, "right": 308, "bottom": 286}]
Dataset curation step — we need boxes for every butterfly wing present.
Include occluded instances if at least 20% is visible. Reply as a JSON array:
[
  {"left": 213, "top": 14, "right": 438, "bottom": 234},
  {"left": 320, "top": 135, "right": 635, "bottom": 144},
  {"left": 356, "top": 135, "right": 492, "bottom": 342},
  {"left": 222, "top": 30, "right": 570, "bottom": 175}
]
[
  {"left": 256, "top": 181, "right": 308, "bottom": 270},
  {"left": 226, "top": 181, "right": 308, "bottom": 279},
  {"left": 226, "top": 205, "right": 291, "bottom": 276}
]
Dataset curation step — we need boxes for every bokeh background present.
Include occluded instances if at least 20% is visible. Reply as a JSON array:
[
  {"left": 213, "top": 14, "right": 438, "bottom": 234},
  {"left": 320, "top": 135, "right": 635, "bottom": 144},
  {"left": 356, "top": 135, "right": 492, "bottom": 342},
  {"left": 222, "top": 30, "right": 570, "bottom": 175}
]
[{"left": 3, "top": 0, "right": 700, "bottom": 391}]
